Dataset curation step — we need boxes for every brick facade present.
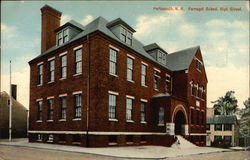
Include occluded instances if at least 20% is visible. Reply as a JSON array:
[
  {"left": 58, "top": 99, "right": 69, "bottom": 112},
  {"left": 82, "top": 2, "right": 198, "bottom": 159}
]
[{"left": 28, "top": 5, "right": 207, "bottom": 147}]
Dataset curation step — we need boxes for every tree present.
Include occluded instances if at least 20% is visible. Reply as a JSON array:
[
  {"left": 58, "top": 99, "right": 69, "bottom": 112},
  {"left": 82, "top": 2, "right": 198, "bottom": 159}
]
[
  {"left": 212, "top": 91, "right": 238, "bottom": 115},
  {"left": 239, "top": 98, "right": 250, "bottom": 137}
]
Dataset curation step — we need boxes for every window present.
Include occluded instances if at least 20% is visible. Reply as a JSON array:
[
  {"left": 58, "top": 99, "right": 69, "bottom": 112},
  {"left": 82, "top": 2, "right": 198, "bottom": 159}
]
[
  {"left": 165, "top": 75, "right": 171, "bottom": 93},
  {"left": 126, "top": 135, "right": 133, "bottom": 143},
  {"left": 215, "top": 124, "right": 222, "bottom": 131},
  {"left": 60, "top": 55, "right": 67, "bottom": 79},
  {"left": 47, "top": 99, "right": 53, "bottom": 120},
  {"left": 63, "top": 29, "right": 69, "bottom": 43},
  {"left": 37, "top": 101, "right": 42, "bottom": 121},
  {"left": 224, "top": 124, "right": 232, "bottom": 131},
  {"left": 126, "top": 98, "right": 133, "bottom": 121},
  {"left": 196, "top": 83, "right": 199, "bottom": 97},
  {"left": 158, "top": 107, "right": 164, "bottom": 125},
  {"left": 60, "top": 96, "right": 66, "bottom": 119},
  {"left": 140, "top": 102, "right": 146, "bottom": 122},
  {"left": 158, "top": 50, "right": 166, "bottom": 64},
  {"left": 196, "top": 60, "right": 202, "bottom": 71},
  {"left": 191, "top": 109, "right": 195, "bottom": 124},
  {"left": 214, "top": 136, "right": 222, "bottom": 143},
  {"left": 127, "top": 57, "right": 133, "bottom": 81},
  {"left": 120, "top": 27, "right": 132, "bottom": 46},
  {"left": 58, "top": 135, "right": 66, "bottom": 143},
  {"left": 48, "top": 60, "right": 55, "bottom": 82},
  {"left": 37, "top": 134, "right": 42, "bottom": 141},
  {"left": 196, "top": 110, "right": 199, "bottom": 125},
  {"left": 140, "top": 136, "right": 146, "bottom": 143},
  {"left": 74, "top": 94, "right": 82, "bottom": 118},
  {"left": 57, "top": 28, "right": 69, "bottom": 46},
  {"left": 47, "top": 134, "right": 53, "bottom": 142},
  {"left": 109, "top": 135, "right": 117, "bottom": 144},
  {"left": 109, "top": 48, "right": 117, "bottom": 75},
  {"left": 75, "top": 49, "right": 82, "bottom": 74},
  {"left": 72, "top": 134, "right": 81, "bottom": 145},
  {"left": 190, "top": 80, "right": 195, "bottom": 96},
  {"left": 37, "top": 64, "right": 43, "bottom": 85},
  {"left": 206, "top": 124, "right": 210, "bottom": 130},
  {"left": 141, "top": 64, "right": 147, "bottom": 86},
  {"left": 154, "top": 70, "right": 160, "bottom": 90},
  {"left": 108, "top": 94, "right": 117, "bottom": 119},
  {"left": 224, "top": 136, "right": 232, "bottom": 145}
]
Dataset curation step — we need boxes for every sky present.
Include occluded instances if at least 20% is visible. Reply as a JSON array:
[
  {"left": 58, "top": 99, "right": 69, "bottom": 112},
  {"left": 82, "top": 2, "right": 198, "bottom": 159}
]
[{"left": 1, "top": 1, "right": 249, "bottom": 110}]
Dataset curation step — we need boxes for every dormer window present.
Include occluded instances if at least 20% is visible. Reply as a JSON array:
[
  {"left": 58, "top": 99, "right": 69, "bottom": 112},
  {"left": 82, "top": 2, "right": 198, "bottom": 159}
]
[
  {"left": 57, "top": 28, "right": 69, "bottom": 46},
  {"left": 158, "top": 50, "right": 166, "bottom": 65},
  {"left": 120, "top": 27, "right": 132, "bottom": 46}
]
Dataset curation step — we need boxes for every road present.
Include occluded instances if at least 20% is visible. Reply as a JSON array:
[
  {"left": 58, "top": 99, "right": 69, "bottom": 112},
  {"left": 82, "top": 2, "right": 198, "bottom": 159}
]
[{"left": 0, "top": 145, "right": 249, "bottom": 160}]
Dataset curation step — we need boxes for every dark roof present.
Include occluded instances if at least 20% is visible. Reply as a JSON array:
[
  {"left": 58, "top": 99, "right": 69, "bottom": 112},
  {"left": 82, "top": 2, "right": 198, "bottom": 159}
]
[
  {"left": 207, "top": 115, "right": 238, "bottom": 124},
  {"left": 30, "top": 16, "right": 199, "bottom": 72},
  {"left": 166, "top": 46, "right": 199, "bottom": 71},
  {"left": 55, "top": 20, "right": 85, "bottom": 32},
  {"left": 143, "top": 43, "right": 168, "bottom": 54},
  {"left": 106, "top": 18, "right": 136, "bottom": 32}
]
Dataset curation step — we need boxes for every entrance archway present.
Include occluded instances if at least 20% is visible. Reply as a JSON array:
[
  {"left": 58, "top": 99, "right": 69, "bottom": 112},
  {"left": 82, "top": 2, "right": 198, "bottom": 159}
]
[{"left": 174, "top": 111, "right": 186, "bottom": 135}]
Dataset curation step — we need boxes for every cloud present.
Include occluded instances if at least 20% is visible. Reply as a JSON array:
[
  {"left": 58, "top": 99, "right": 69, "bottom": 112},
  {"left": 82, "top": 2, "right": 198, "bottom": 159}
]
[
  {"left": 1, "top": 67, "right": 30, "bottom": 109},
  {"left": 179, "top": 23, "right": 199, "bottom": 37},
  {"left": 80, "top": 15, "right": 94, "bottom": 25},
  {"left": 61, "top": 14, "right": 72, "bottom": 25},
  {"left": 1, "top": 24, "right": 16, "bottom": 39},
  {"left": 206, "top": 64, "right": 249, "bottom": 109},
  {"left": 246, "top": 1, "right": 249, "bottom": 11}
]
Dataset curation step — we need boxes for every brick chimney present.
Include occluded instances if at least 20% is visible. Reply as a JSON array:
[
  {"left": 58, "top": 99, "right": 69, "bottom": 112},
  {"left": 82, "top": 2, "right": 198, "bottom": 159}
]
[{"left": 41, "top": 5, "right": 62, "bottom": 53}]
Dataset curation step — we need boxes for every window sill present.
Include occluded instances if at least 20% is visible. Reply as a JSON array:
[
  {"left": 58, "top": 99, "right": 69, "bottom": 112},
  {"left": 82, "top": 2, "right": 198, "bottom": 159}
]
[
  {"left": 196, "top": 69, "right": 201, "bottom": 73},
  {"left": 73, "top": 73, "right": 82, "bottom": 77},
  {"left": 141, "top": 121, "right": 147, "bottom": 124},
  {"left": 109, "top": 73, "right": 118, "bottom": 77},
  {"left": 108, "top": 142, "right": 118, "bottom": 146},
  {"left": 48, "top": 81, "right": 55, "bottom": 84},
  {"left": 154, "top": 89, "right": 159, "bottom": 91},
  {"left": 72, "top": 118, "right": 81, "bottom": 121},
  {"left": 36, "top": 120, "right": 42, "bottom": 123},
  {"left": 59, "top": 119, "right": 66, "bottom": 122},
  {"left": 140, "top": 141, "right": 147, "bottom": 144},
  {"left": 127, "top": 80, "right": 134, "bottom": 83},
  {"left": 141, "top": 85, "right": 148, "bottom": 88},
  {"left": 158, "top": 124, "right": 165, "bottom": 126},
  {"left": 47, "top": 120, "right": 54, "bottom": 122},
  {"left": 126, "top": 120, "right": 134, "bottom": 123},
  {"left": 109, "top": 119, "right": 118, "bottom": 122},
  {"left": 59, "top": 77, "right": 66, "bottom": 81},
  {"left": 126, "top": 142, "right": 134, "bottom": 145},
  {"left": 37, "top": 84, "right": 43, "bottom": 87},
  {"left": 36, "top": 140, "right": 42, "bottom": 142},
  {"left": 47, "top": 140, "right": 53, "bottom": 143}
]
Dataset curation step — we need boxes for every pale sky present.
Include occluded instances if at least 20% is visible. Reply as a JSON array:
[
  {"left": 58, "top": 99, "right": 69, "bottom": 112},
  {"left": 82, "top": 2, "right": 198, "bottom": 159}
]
[{"left": 1, "top": 1, "right": 249, "bottom": 109}]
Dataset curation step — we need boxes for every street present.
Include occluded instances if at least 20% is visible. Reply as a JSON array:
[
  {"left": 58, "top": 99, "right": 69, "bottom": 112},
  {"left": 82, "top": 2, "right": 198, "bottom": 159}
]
[{"left": 0, "top": 145, "right": 249, "bottom": 160}]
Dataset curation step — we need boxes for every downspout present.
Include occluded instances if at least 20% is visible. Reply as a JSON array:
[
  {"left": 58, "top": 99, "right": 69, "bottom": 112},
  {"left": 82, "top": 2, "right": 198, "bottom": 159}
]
[{"left": 86, "top": 34, "right": 90, "bottom": 147}]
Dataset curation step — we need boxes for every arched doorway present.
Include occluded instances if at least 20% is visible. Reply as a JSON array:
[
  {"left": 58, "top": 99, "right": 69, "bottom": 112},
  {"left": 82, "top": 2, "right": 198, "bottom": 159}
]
[{"left": 174, "top": 111, "right": 186, "bottom": 135}]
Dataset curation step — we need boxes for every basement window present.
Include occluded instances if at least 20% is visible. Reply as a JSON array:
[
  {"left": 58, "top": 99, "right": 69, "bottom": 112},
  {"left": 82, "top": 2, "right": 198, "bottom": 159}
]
[
  {"left": 126, "top": 135, "right": 133, "bottom": 144},
  {"left": 47, "top": 134, "right": 53, "bottom": 142},
  {"left": 108, "top": 135, "right": 117, "bottom": 145},
  {"left": 72, "top": 134, "right": 81, "bottom": 145},
  {"left": 140, "top": 135, "right": 146, "bottom": 143},
  {"left": 58, "top": 134, "right": 66, "bottom": 144},
  {"left": 37, "top": 134, "right": 42, "bottom": 142}
]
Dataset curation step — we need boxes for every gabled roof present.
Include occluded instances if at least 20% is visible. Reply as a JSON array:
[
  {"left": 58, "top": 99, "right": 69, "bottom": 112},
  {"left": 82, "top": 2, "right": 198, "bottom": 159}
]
[
  {"left": 54, "top": 20, "right": 85, "bottom": 32},
  {"left": 207, "top": 115, "right": 238, "bottom": 124},
  {"left": 143, "top": 43, "right": 168, "bottom": 54},
  {"left": 166, "top": 46, "right": 199, "bottom": 71},
  {"left": 106, "top": 18, "right": 136, "bottom": 32},
  {"left": 30, "top": 16, "right": 200, "bottom": 73}
]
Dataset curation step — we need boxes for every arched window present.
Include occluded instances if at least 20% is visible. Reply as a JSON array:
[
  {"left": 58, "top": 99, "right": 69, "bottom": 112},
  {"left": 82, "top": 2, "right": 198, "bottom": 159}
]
[{"left": 196, "top": 83, "right": 199, "bottom": 97}]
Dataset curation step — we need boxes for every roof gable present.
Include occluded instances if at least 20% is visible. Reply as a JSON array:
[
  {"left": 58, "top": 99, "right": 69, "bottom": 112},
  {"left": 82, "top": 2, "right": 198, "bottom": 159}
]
[{"left": 166, "top": 46, "right": 199, "bottom": 71}]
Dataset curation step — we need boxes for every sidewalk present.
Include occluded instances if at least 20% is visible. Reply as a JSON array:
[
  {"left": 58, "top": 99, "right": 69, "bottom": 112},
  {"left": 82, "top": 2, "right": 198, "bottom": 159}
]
[{"left": 0, "top": 139, "right": 231, "bottom": 159}]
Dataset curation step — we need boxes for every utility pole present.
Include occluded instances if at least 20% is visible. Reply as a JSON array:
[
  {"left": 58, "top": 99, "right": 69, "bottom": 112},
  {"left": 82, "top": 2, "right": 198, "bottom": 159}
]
[{"left": 9, "top": 60, "right": 12, "bottom": 142}]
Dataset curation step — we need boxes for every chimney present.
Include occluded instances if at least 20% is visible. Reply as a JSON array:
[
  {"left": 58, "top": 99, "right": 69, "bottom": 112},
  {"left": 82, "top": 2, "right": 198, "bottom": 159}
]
[
  {"left": 11, "top": 84, "right": 17, "bottom": 100},
  {"left": 41, "top": 5, "right": 62, "bottom": 53}
]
